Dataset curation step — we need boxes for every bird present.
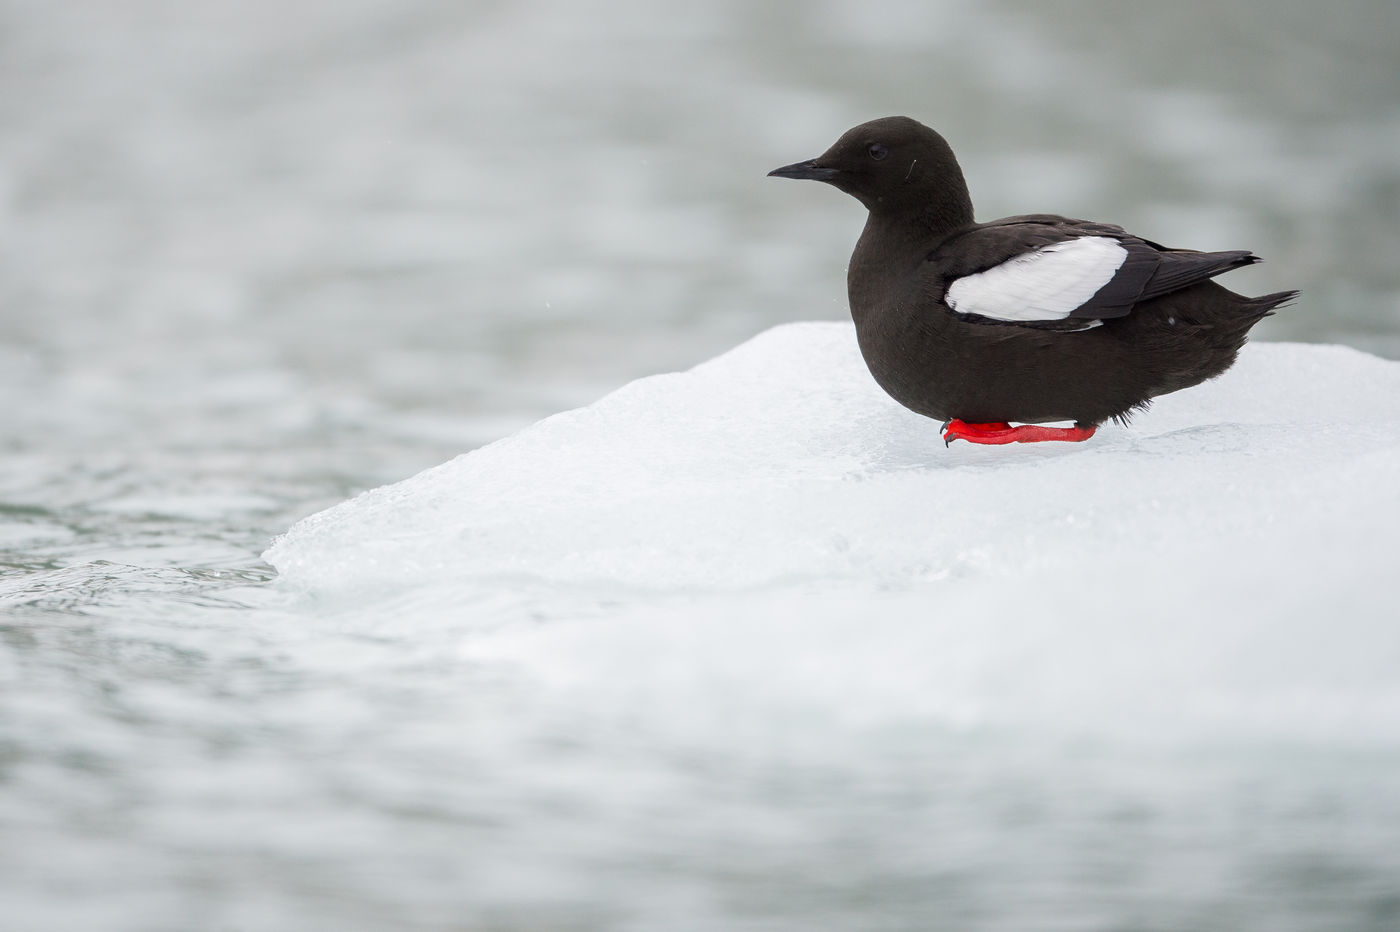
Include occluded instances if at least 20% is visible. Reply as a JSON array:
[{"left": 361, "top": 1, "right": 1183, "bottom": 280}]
[{"left": 768, "top": 116, "right": 1298, "bottom": 445}]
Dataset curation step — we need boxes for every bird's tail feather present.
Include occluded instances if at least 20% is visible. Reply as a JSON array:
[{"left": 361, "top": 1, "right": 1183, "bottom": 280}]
[{"left": 1245, "top": 289, "right": 1299, "bottom": 319}]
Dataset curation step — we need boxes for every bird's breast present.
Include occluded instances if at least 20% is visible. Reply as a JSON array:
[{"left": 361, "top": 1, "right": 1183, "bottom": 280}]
[{"left": 848, "top": 291, "right": 962, "bottom": 422}]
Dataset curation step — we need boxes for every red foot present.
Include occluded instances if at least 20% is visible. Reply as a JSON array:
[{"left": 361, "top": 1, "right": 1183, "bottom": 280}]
[{"left": 941, "top": 419, "right": 1098, "bottom": 446}]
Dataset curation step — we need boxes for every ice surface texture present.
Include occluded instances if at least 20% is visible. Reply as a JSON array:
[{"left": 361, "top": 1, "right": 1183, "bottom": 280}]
[
  {"left": 267, "top": 322, "right": 1400, "bottom": 745},
  {"left": 268, "top": 322, "right": 1399, "bottom": 591}
]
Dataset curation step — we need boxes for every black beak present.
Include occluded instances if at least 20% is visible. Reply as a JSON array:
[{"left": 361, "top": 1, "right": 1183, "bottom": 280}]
[{"left": 767, "top": 159, "right": 840, "bottom": 182}]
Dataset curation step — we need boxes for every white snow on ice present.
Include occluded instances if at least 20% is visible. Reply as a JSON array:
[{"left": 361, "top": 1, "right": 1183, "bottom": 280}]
[{"left": 266, "top": 322, "right": 1400, "bottom": 750}]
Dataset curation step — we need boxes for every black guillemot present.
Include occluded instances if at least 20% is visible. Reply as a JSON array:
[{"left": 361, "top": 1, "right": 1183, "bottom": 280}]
[{"left": 769, "top": 116, "right": 1298, "bottom": 445}]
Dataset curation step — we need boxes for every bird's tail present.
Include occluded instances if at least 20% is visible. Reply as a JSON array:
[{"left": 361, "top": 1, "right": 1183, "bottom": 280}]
[{"left": 1243, "top": 289, "right": 1300, "bottom": 319}]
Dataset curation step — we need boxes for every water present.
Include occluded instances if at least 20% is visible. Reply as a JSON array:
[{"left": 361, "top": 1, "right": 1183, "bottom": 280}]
[{"left": 4, "top": 1, "right": 1400, "bottom": 929}]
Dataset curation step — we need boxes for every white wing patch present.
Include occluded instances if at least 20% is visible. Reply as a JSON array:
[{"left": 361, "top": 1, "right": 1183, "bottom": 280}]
[{"left": 945, "top": 236, "right": 1129, "bottom": 322}]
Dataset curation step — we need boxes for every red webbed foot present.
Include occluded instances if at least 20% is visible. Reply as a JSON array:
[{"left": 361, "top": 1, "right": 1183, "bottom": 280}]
[{"left": 941, "top": 419, "right": 1098, "bottom": 446}]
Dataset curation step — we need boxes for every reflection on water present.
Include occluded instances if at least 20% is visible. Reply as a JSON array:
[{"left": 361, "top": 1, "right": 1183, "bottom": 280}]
[{"left": 3, "top": 1, "right": 1399, "bottom": 928}]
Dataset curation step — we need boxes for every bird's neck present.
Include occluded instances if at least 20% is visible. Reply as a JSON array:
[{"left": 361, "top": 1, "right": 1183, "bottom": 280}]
[
  {"left": 880, "top": 183, "right": 974, "bottom": 241},
  {"left": 848, "top": 196, "right": 973, "bottom": 323}
]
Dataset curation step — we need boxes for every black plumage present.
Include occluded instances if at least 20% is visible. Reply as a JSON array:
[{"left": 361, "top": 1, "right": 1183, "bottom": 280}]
[{"left": 769, "top": 116, "right": 1298, "bottom": 443}]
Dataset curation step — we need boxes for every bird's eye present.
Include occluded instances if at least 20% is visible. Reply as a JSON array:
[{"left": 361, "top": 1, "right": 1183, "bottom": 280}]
[{"left": 868, "top": 143, "right": 888, "bottom": 161}]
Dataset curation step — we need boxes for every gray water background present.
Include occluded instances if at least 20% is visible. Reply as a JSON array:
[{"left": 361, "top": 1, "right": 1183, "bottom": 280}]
[{"left": 3, "top": 1, "right": 1400, "bottom": 929}]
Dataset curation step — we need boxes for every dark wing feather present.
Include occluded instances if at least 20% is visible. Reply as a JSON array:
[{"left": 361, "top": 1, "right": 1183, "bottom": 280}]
[
  {"left": 1062, "top": 239, "right": 1158, "bottom": 320},
  {"left": 1136, "top": 249, "right": 1259, "bottom": 303}
]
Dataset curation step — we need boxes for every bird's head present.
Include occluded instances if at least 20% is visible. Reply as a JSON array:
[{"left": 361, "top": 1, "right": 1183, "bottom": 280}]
[{"left": 768, "top": 116, "right": 972, "bottom": 225}]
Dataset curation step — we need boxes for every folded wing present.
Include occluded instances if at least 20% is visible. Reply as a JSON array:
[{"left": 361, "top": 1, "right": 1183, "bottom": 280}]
[{"left": 936, "top": 220, "right": 1259, "bottom": 329}]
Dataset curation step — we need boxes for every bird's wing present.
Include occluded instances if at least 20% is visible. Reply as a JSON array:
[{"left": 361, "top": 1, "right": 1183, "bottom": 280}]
[
  {"left": 931, "top": 218, "right": 1258, "bottom": 329},
  {"left": 937, "top": 222, "right": 1156, "bottom": 325}
]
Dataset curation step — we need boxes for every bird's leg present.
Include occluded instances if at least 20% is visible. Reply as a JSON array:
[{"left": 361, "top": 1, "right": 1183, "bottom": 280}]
[{"left": 941, "top": 419, "right": 1097, "bottom": 446}]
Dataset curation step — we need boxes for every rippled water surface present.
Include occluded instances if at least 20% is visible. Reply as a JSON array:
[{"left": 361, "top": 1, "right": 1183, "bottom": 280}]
[{"left": 4, "top": 1, "right": 1400, "bottom": 929}]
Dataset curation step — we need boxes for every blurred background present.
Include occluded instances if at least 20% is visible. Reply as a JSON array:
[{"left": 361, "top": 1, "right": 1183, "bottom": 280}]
[
  {"left": 3, "top": 0, "right": 1397, "bottom": 494},
  {"left": 3, "top": 1, "right": 1399, "bottom": 929}
]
